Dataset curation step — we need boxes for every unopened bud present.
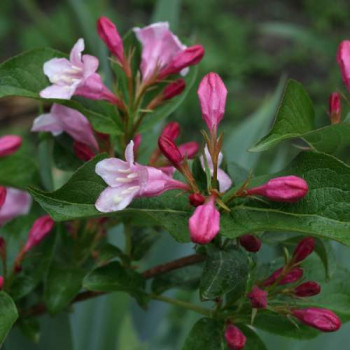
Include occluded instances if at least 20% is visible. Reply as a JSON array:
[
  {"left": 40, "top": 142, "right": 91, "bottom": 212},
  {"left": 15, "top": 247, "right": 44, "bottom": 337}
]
[
  {"left": 337, "top": 40, "right": 350, "bottom": 91},
  {"left": 97, "top": 17, "right": 124, "bottom": 64},
  {"left": 294, "top": 281, "right": 321, "bottom": 297},
  {"left": 225, "top": 325, "right": 246, "bottom": 350},
  {"left": 0, "top": 237, "right": 6, "bottom": 257},
  {"left": 247, "top": 285, "right": 267, "bottom": 309},
  {"left": 178, "top": 142, "right": 200, "bottom": 159},
  {"left": 74, "top": 141, "right": 95, "bottom": 161},
  {"left": 189, "top": 193, "right": 206, "bottom": 207},
  {"left": 161, "top": 122, "right": 180, "bottom": 141},
  {"left": 239, "top": 234, "right": 261, "bottom": 253},
  {"left": 24, "top": 215, "right": 55, "bottom": 253},
  {"left": 292, "top": 237, "right": 315, "bottom": 263},
  {"left": 264, "top": 267, "right": 303, "bottom": 286},
  {"left": 0, "top": 135, "right": 22, "bottom": 157},
  {"left": 292, "top": 308, "right": 341, "bottom": 332},
  {"left": 246, "top": 176, "right": 308, "bottom": 202},
  {"left": 163, "top": 79, "right": 186, "bottom": 100},
  {"left": 0, "top": 276, "right": 3, "bottom": 290},
  {"left": 329, "top": 92, "right": 341, "bottom": 124},
  {"left": 0, "top": 187, "right": 6, "bottom": 210},
  {"left": 158, "top": 136, "right": 183, "bottom": 166}
]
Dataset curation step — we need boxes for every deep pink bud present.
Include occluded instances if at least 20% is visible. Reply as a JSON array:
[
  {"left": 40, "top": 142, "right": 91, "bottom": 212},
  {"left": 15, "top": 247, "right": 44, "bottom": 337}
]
[
  {"left": 133, "top": 134, "right": 142, "bottom": 155},
  {"left": 246, "top": 176, "right": 308, "bottom": 202},
  {"left": 163, "top": 79, "right": 186, "bottom": 100},
  {"left": 158, "top": 136, "right": 183, "bottom": 166},
  {"left": 0, "top": 135, "right": 22, "bottom": 157},
  {"left": 0, "top": 187, "right": 6, "bottom": 210},
  {"left": 264, "top": 267, "right": 303, "bottom": 286},
  {"left": 178, "top": 142, "right": 200, "bottom": 159},
  {"left": 329, "top": 92, "right": 341, "bottom": 124},
  {"left": 0, "top": 276, "right": 3, "bottom": 290},
  {"left": 247, "top": 285, "right": 268, "bottom": 309},
  {"left": 292, "top": 308, "right": 341, "bottom": 332},
  {"left": 161, "top": 122, "right": 180, "bottom": 141},
  {"left": 239, "top": 234, "right": 262, "bottom": 253},
  {"left": 294, "top": 281, "right": 321, "bottom": 297},
  {"left": 337, "top": 40, "right": 350, "bottom": 91},
  {"left": 292, "top": 237, "right": 315, "bottom": 263},
  {"left": 197, "top": 72, "right": 227, "bottom": 134},
  {"left": 225, "top": 325, "right": 246, "bottom": 350},
  {"left": 0, "top": 237, "right": 6, "bottom": 262},
  {"left": 24, "top": 215, "right": 55, "bottom": 253},
  {"left": 159, "top": 45, "right": 205, "bottom": 79},
  {"left": 97, "top": 16, "right": 124, "bottom": 64},
  {"left": 189, "top": 193, "right": 206, "bottom": 207},
  {"left": 189, "top": 196, "right": 220, "bottom": 244},
  {"left": 73, "top": 141, "right": 95, "bottom": 161}
]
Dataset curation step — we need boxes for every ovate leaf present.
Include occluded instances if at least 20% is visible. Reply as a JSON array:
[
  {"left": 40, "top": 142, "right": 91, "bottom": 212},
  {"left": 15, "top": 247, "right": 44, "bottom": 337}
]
[{"left": 0, "top": 292, "right": 18, "bottom": 345}]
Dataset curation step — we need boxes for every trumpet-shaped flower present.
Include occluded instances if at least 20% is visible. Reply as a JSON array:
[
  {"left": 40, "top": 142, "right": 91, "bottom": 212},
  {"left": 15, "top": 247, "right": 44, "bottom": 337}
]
[
  {"left": 31, "top": 104, "right": 98, "bottom": 151},
  {"left": 200, "top": 146, "right": 232, "bottom": 192},
  {"left": 95, "top": 141, "right": 188, "bottom": 212}
]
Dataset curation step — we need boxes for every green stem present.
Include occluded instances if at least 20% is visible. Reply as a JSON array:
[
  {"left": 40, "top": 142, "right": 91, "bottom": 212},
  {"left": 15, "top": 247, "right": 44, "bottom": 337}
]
[{"left": 150, "top": 294, "right": 212, "bottom": 317}]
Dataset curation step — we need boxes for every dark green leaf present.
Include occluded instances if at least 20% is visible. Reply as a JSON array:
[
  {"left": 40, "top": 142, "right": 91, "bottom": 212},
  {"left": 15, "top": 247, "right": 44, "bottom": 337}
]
[
  {"left": 131, "top": 227, "right": 160, "bottom": 261},
  {"left": 53, "top": 134, "right": 83, "bottom": 171},
  {"left": 18, "top": 318, "right": 40, "bottom": 343},
  {"left": 97, "top": 243, "right": 130, "bottom": 265},
  {"left": 238, "top": 324, "right": 268, "bottom": 350},
  {"left": 0, "top": 292, "right": 18, "bottom": 345},
  {"left": 200, "top": 247, "right": 249, "bottom": 300}
]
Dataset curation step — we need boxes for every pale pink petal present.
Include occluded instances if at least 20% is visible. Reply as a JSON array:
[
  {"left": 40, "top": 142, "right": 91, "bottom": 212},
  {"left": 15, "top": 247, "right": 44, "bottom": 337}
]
[
  {"left": 125, "top": 141, "right": 135, "bottom": 165},
  {"left": 40, "top": 84, "right": 76, "bottom": 99},
  {"left": 69, "top": 38, "right": 85, "bottom": 67},
  {"left": 0, "top": 188, "right": 32, "bottom": 226},
  {"left": 95, "top": 158, "right": 130, "bottom": 187},
  {"left": 81, "top": 54, "right": 99, "bottom": 78},
  {"left": 217, "top": 168, "right": 232, "bottom": 192},
  {"left": 43, "top": 58, "right": 74, "bottom": 83},
  {"left": 31, "top": 112, "right": 64, "bottom": 136},
  {"left": 95, "top": 186, "right": 138, "bottom": 212},
  {"left": 159, "top": 166, "right": 176, "bottom": 177}
]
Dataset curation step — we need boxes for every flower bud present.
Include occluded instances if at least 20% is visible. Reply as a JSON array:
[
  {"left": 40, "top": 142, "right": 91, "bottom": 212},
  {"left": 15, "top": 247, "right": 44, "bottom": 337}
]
[
  {"left": 0, "top": 276, "right": 3, "bottom": 290},
  {"left": 0, "top": 135, "right": 22, "bottom": 157},
  {"left": 0, "top": 187, "right": 6, "bottom": 210},
  {"left": 294, "top": 281, "right": 321, "bottom": 297},
  {"left": 197, "top": 72, "right": 227, "bottom": 134},
  {"left": 225, "top": 325, "right": 246, "bottom": 350},
  {"left": 159, "top": 45, "right": 205, "bottom": 79},
  {"left": 329, "top": 92, "right": 341, "bottom": 124},
  {"left": 178, "top": 142, "right": 200, "bottom": 159},
  {"left": 246, "top": 176, "right": 308, "bottom": 202},
  {"left": 163, "top": 79, "right": 186, "bottom": 100},
  {"left": 239, "top": 234, "right": 262, "bottom": 253},
  {"left": 97, "top": 17, "right": 124, "bottom": 64},
  {"left": 74, "top": 141, "right": 95, "bottom": 161},
  {"left": 337, "top": 40, "right": 350, "bottom": 91},
  {"left": 0, "top": 237, "right": 6, "bottom": 256},
  {"left": 158, "top": 136, "right": 183, "bottom": 166},
  {"left": 247, "top": 285, "right": 267, "bottom": 309},
  {"left": 292, "top": 308, "right": 341, "bottom": 332},
  {"left": 264, "top": 267, "right": 303, "bottom": 286},
  {"left": 161, "top": 122, "right": 180, "bottom": 141},
  {"left": 189, "top": 193, "right": 206, "bottom": 207},
  {"left": 189, "top": 196, "right": 220, "bottom": 244},
  {"left": 292, "top": 237, "right": 315, "bottom": 263},
  {"left": 23, "top": 215, "right": 55, "bottom": 253}
]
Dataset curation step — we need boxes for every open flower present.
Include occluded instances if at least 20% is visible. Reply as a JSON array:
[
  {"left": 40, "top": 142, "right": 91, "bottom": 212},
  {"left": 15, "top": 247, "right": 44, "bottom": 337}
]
[
  {"left": 200, "top": 146, "right": 232, "bottom": 192},
  {"left": 95, "top": 141, "right": 188, "bottom": 212},
  {"left": 0, "top": 188, "right": 32, "bottom": 226},
  {"left": 31, "top": 104, "right": 98, "bottom": 151},
  {"left": 40, "top": 39, "right": 118, "bottom": 104}
]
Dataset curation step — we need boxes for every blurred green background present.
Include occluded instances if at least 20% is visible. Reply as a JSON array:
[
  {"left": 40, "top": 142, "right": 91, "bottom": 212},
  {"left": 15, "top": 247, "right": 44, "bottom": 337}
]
[{"left": 1, "top": 0, "right": 350, "bottom": 349}]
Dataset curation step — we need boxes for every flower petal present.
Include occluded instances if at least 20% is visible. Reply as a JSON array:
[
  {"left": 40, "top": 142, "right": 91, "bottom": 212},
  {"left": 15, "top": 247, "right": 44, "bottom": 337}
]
[
  {"left": 95, "top": 186, "right": 138, "bottom": 212},
  {"left": 217, "top": 168, "right": 232, "bottom": 192},
  {"left": 125, "top": 141, "right": 135, "bottom": 165},
  {"left": 82, "top": 54, "right": 99, "bottom": 78},
  {"left": 40, "top": 84, "right": 76, "bottom": 99},
  {"left": 69, "top": 38, "right": 85, "bottom": 67},
  {"left": 43, "top": 58, "right": 73, "bottom": 83},
  {"left": 31, "top": 112, "right": 63, "bottom": 136},
  {"left": 95, "top": 158, "right": 130, "bottom": 187}
]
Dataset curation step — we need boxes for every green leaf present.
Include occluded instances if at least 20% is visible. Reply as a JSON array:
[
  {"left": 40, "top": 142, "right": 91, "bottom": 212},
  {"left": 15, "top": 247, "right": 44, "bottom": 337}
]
[
  {"left": 183, "top": 318, "right": 226, "bottom": 350},
  {"left": 97, "top": 243, "right": 130, "bottom": 265},
  {"left": 83, "top": 261, "right": 146, "bottom": 305},
  {"left": 221, "top": 151, "right": 350, "bottom": 246},
  {"left": 200, "top": 247, "right": 249, "bottom": 300},
  {"left": 238, "top": 324, "right": 268, "bottom": 350},
  {"left": 130, "top": 227, "right": 160, "bottom": 261},
  {"left": 151, "top": 264, "right": 203, "bottom": 294},
  {"left": 44, "top": 263, "right": 85, "bottom": 314},
  {"left": 0, "top": 292, "right": 18, "bottom": 345},
  {"left": 18, "top": 318, "right": 40, "bottom": 343},
  {"left": 192, "top": 157, "right": 208, "bottom": 192},
  {"left": 250, "top": 79, "right": 314, "bottom": 152},
  {"left": 0, "top": 154, "right": 39, "bottom": 189}
]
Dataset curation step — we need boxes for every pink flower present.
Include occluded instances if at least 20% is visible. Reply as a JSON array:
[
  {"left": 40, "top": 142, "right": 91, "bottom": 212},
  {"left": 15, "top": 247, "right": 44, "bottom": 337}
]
[
  {"left": 239, "top": 234, "right": 262, "bottom": 253},
  {"left": 74, "top": 141, "right": 95, "bottom": 161},
  {"left": 201, "top": 146, "right": 232, "bottom": 192},
  {"left": 40, "top": 38, "right": 117, "bottom": 104},
  {"left": 0, "top": 187, "right": 6, "bottom": 210},
  {"left": 197, "top": 72, "right": 227, "bottom": 134},
  {"left": 158, "top": 135, "right": 183, "bottom": 166},
  {"left": 294, "top": 281, "right": 321, "bottom": 297},
  {"left": 0, "top": 135, "right": 22, "bottom": 157},
  {"left": 337, "top": 40, "right": 350, "bottom": 91},
  {"left": 292, "top": 308, "right": 341, "bottom": 332},
  {"left": 178, "top": 142, "right": 199, "bottom": 159},
  {"left": 189, "top": 196, "right": 220, "bottom": 244},
  {"left": 163, "top": 79, "right": 186, "bottom": 100},
  {"left": 97, "top": 16, "right": 124, "bottom": 64},
  {"left": 329, "top": 92, "right": 341, "bottom": 124},
  {"left": 23, "top": 215, "right": 55, "bottom": 253},
  {"left": 31, "top": 104, "right": 98, "bottom": 151},
  {"left": 246, "top": 176, "right": 308, "bottom": 202},
  {"left": 292, "top": 237, "right": 315, "bottom": 263},
  {"left": 161, "top": 122, "right": 180, "bottom": 141},
  {"left": 95, "top": 141, "right": 188, "bottom": 212},
  {"left": 189, "top": 193, "right": 205, "bottom": 207},
  {"left": 0, "top": 188, "right": 32, "bottom": 226},
  {"left": 0, "top": 276, "right": 3, "bottom": 290},
  {"left": 247, "top": 285, "right": 268, "bottom": 309},
  {"left": 264, "top": 267, "right": 303, "bottom": 286},
  {"left": 225, "top": 325, "right": 246, "bottom": 350}
]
